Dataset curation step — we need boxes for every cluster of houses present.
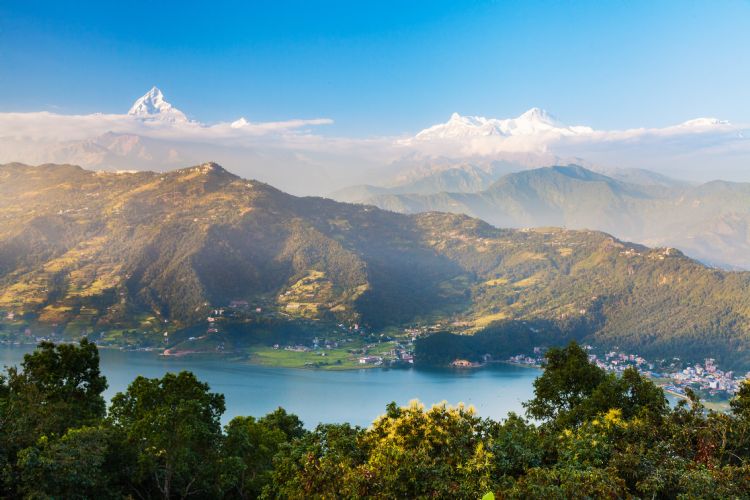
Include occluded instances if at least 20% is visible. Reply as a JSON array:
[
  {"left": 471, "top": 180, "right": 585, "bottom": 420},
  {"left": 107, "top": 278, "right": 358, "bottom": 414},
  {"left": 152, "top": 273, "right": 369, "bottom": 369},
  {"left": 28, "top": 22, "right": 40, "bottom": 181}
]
[
  {"left": 357, "top": 346, "right": 415, "bottom": 365},
  {"left": 590, "top": 351, "right": 745, "bottom": 398},
  {"left": 666, "top": 358, "right": 743, "bottom": 397},
  {"left": 589, "top": 350, "right": 653, "bottom": 374},
  {"left": 509, "top": 346, "right": 750, "bottom": 400},
  {"left": 507, "top": 347, "right": 546, "bottom": 367},
  {"left": 507, "top": 354, "right": 543, "bottom": 367}
]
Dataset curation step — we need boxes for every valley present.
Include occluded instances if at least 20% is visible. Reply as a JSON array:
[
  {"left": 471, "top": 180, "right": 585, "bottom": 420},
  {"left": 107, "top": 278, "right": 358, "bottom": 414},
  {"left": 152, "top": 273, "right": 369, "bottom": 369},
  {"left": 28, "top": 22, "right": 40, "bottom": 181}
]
[{"left": 3, "top": 162, "right": 750, "bottom": 370}]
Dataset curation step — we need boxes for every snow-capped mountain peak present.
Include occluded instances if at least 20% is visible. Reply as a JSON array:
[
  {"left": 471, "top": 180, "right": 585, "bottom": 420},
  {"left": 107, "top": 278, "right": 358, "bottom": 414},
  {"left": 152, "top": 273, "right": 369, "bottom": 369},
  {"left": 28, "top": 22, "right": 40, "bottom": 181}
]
[
  {"left": 128, "top": 87, "right": 188, "bottom": 122},
  {"left": 413, "top": 107, "right": 586, "bottom": 143},
  {"left": 517, "top": 107, "right": 557, "bottom": 126}
]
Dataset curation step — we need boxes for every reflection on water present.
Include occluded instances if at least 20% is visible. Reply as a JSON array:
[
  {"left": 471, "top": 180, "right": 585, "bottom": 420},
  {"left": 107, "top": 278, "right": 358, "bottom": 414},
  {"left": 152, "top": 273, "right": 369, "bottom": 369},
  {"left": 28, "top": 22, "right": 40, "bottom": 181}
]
[{"left": 1, "top": 345, "right": 540, "bottom": 427}]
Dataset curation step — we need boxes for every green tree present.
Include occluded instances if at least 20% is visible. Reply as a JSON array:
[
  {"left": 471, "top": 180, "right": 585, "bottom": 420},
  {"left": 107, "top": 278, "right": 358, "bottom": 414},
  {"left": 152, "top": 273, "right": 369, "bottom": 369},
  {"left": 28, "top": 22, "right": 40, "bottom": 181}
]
[
  {"left": 1, "top": 339, "right": 107, "bottom": 436},
  {"left": 726, "top": 380, "right": 750, "bottom": 463},
  {"left": 109, "top": 371, "right": 225, "bottom": 499},
  {"left": 0, "top": 339, "right": 107, "bottom": 495},
  {"left": 265, "top": 401, "right": 500, "bottom": 498},
  {"left": 731, "top": 380, "right": 750, "bottom": 419},
  {"left": 359, "top": 401, "right": 495, "bottom": 498},
  {"left": 486, "top": 412, "right": 544, "bottom": 479},
  {"left": 258, "top": 407, "right": 306, "bottom": 440},
  {"left": 523, "top": 342, "right": 606, "bottom": 428},
  {"left": 16, "top": 425, "right": 130, "bottom": 499},
  {"left": 221, "top": 409, "right": 305, "bottom": 499},
  {"left": 262, "top": 422, "right": 365, "bottom": 499},
  {"left": 587, "top": 367, "right": 668, "bottom": 421},
  {"left": 506, "top": 466, "right": 627, "bottom": 499}
]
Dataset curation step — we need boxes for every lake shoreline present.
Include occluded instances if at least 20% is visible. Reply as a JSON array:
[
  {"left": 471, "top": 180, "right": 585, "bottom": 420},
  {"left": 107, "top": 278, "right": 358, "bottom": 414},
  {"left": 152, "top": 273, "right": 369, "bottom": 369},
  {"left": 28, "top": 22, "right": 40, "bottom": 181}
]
[{"left": 0, "top": 344, "right": 542, "bottom": 427}]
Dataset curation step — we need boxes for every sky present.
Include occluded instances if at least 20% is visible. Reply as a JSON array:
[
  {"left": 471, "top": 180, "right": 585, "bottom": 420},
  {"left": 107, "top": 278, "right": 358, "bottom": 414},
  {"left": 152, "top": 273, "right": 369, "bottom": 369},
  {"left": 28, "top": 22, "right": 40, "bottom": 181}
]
[{"left": 2, "top": 0, "right": 750, "bottom": 137}]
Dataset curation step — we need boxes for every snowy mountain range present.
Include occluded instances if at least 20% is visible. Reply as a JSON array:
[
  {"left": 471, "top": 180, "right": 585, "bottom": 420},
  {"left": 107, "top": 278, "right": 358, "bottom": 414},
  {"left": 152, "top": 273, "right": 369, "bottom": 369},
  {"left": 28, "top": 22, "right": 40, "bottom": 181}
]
[
  {"left": 412, "top": 108, "right": 593, "bottom": 142},
  {"left": 406, "top": 107, "right": 739, "bottom": 153},
  {"left": 0, "top": 87, "right": 748, "bottom": 194}
]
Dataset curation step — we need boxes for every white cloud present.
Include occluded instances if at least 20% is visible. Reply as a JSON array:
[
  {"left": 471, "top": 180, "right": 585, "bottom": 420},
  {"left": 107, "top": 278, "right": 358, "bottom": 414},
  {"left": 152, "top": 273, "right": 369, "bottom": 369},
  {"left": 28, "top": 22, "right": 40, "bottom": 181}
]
[{"left": 0, "top": 110, "right": 334, "bottom": 144}]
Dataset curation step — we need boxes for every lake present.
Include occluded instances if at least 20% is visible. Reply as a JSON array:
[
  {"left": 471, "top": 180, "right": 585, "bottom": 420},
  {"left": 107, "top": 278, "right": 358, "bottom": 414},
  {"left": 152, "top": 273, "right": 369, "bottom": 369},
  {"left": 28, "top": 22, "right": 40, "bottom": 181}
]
[{"left": 0, "top": 345, "right": 541, "bottom": 427}]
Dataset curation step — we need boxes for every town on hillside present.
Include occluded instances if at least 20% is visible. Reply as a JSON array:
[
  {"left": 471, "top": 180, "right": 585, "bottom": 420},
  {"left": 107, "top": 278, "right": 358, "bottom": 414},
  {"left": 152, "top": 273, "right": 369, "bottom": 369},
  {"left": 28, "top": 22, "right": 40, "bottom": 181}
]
[{"left": 508, "top": 346, "right": 746, "bottom": 403}]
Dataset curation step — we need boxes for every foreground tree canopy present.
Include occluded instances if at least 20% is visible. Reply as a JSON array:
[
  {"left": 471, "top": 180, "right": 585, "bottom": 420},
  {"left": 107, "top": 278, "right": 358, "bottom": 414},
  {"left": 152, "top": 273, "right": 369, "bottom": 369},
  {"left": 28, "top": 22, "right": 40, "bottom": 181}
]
[{"left": 3, "top": 340, "right": 750, "bottom": 498}]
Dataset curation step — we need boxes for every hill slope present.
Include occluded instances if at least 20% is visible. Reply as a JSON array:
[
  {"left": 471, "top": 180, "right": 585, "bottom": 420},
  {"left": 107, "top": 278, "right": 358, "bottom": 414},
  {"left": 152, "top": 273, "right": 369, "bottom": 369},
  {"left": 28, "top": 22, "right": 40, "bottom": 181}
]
[
  {"left": 3, "top": 163, "right": 750, "bottom": 367},
  {"left": 333, "top": 165, "right": 750, "bottom": 270}
]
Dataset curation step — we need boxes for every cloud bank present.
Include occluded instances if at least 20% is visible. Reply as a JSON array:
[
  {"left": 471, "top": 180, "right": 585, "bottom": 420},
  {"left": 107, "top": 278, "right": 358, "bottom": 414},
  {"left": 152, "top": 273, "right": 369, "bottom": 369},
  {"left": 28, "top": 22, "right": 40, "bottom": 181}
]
[{"left": 400, "top": 108, "right": 749, "bottom": 181}]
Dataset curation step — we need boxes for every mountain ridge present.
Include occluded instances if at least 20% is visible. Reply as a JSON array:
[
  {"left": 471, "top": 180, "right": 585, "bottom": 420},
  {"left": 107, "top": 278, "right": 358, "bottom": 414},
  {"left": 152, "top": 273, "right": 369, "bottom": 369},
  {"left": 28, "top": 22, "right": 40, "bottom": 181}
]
[
  {"left": 4, "top": 162, "right": 750, "bottom": 367},
  {"left": 332, "top": 165, "right": 750, "bottom": 269}
]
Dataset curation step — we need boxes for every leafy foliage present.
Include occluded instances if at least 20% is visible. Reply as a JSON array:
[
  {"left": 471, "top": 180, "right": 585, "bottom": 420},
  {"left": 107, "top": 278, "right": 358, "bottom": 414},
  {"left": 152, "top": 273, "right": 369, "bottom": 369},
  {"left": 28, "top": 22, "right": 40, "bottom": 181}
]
[
  {"left": 109, "top": 371, "right": 226, "bottom": 499},
  {"left": 0, "top": 339, "right": 107, "bottom": 496},
  {"left": 524, "top": 342, "right": 608, "bottom": 427},
  {"left": 221, "top": 408, "right": 305, "bottom": 498},
  {"left": 4, "top": 340, "right": 750, "bottom": 497},
  {"left": 16, "top": 426, "right": 129, "bottom": 499}
]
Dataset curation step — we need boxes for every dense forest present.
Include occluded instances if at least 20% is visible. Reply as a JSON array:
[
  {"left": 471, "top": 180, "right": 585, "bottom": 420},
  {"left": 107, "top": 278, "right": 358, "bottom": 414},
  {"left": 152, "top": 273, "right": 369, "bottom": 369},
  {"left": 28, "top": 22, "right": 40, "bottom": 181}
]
[
  {"left": 414, "top": 319, "right": 589, "bottom": 366},
  {"left": 3, "top": 340, "right": 750, "bottom": 498}
]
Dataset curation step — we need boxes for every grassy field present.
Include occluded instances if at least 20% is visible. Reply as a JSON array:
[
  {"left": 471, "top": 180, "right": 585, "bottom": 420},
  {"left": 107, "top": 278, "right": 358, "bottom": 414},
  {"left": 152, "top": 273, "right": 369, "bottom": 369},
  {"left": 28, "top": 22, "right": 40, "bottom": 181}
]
[{"left": 247, "top": 345, "right": 367, "bottom": 370}]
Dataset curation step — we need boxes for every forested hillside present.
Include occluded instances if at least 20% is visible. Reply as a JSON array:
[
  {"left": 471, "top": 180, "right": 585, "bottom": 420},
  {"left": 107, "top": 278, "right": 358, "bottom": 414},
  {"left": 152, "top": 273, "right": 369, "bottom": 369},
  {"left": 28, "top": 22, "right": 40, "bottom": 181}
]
[{"left": 3, "top": 163, "right": 750, "bottom": 367}]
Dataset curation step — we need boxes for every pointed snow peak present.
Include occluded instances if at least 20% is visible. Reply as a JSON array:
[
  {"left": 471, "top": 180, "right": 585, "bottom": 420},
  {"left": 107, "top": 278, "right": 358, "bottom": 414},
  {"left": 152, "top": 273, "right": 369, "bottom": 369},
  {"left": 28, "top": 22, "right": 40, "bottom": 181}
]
[
  {"left": 450, "top": 112, "right": 463, "bottom": 121},
  {"left": 518, "top": 107, "right": 556, "bottom": 124},
  {"left": 128, "top": 87, "right": 188, "bottom": 122},
  {"left": 146, "top": 86, "right": 162, "bottom": 98}
]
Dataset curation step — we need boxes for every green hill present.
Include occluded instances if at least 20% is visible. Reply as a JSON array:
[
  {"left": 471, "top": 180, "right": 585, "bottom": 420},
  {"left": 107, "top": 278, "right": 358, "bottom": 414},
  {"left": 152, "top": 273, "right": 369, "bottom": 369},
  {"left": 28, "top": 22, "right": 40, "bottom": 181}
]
[{"left": 3, "top": 163, "right": 750, "bottom": 367}]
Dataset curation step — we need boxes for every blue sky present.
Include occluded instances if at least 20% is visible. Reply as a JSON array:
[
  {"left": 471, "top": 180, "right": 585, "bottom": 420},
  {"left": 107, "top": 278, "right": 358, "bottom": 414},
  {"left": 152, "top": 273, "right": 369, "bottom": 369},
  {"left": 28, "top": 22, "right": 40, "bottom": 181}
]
[{"left": 1, "top": 0, "right": 749, "bottom": 136}]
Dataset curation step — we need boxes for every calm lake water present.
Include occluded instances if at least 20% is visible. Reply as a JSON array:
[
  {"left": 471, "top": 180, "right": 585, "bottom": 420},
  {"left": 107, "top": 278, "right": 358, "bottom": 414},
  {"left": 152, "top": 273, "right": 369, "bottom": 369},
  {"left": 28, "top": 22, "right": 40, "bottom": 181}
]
[{"left": 0, "top": 345, "right": 541, "bottom": 427}]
